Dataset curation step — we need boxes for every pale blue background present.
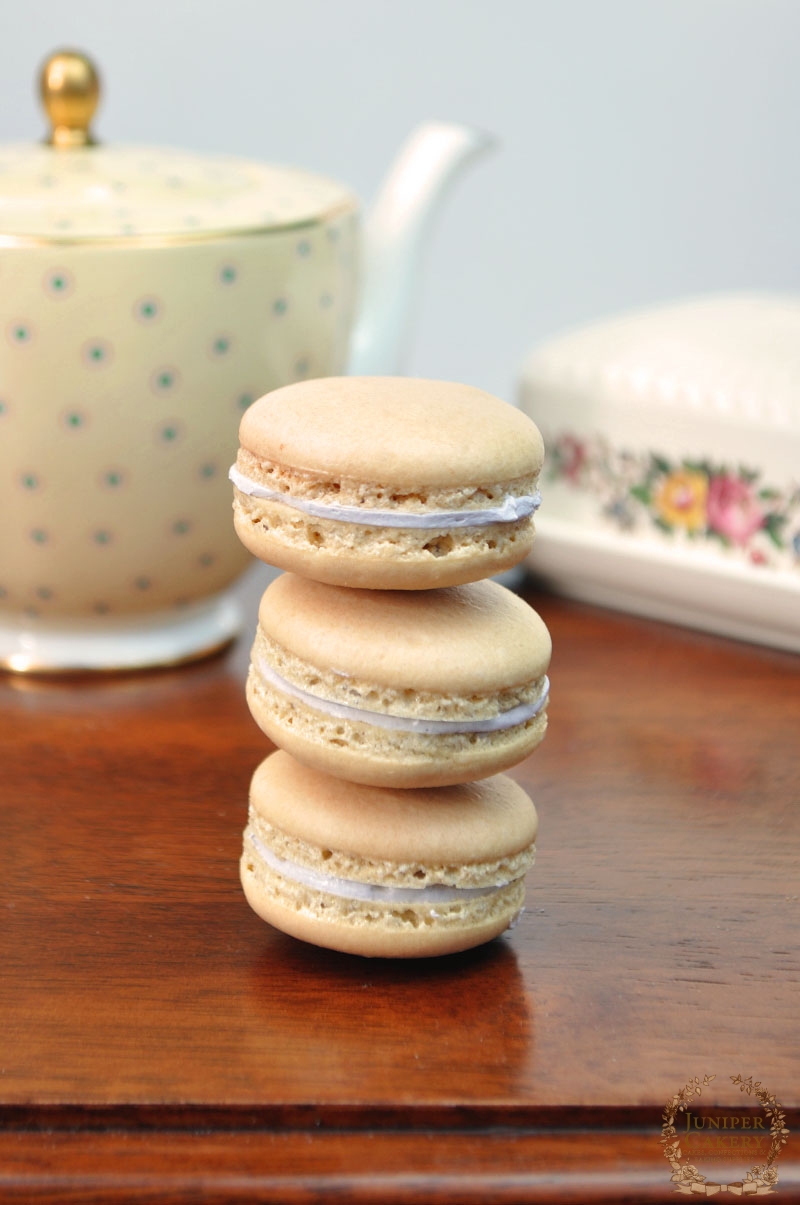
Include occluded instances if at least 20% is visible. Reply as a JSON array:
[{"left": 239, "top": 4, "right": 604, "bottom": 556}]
[{"left": 1, "top": 0, "right": 797, "bottom": 401}]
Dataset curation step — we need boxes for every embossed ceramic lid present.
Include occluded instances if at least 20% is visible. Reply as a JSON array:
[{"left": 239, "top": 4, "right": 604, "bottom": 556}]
[
  {"left": 0, "top": 50, "right": 357, "bottom": 242},
  {"left": 521, "top": 293, "right": 800, "bottom": 432}
]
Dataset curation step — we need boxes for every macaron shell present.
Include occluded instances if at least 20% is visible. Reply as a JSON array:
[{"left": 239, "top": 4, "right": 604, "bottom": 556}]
[
  {"left": 247, "top": 665, "right": 547, "bottom": 788},
  {"left": 257, "top": 575, "right": 551, "bottom": 695},
  {"left": 231, "top": 501, "right": 535, "bottom": 591},
  {"left": 238, "top": 377, "right": 544, "bottom": 487},
  {"left": 240, "top": 859, "right": 525, "bottom": 959},
  {"left": 248, "top": 752, "right": 538, "bottom": 863}
]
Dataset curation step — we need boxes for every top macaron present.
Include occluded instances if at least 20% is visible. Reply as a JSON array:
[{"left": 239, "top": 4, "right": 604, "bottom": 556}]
[{"left": 230, "top": 376, "right": 544, "bottom": 590}]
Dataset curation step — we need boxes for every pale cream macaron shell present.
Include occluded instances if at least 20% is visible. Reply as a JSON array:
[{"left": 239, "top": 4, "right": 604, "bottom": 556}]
[
  {"left": 231, "top": 377, "right": 544, "bottom": 590},
  {"left": 240, "top": 752, "right": 538, "bottom": 958},
  {"left": 246, "top": 574, "right": 552, "bottom": 788}
]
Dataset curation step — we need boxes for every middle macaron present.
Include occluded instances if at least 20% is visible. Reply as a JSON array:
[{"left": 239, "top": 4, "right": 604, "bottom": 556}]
[{"left": 246, "top": 573, "right": 551, "bottom": 788}]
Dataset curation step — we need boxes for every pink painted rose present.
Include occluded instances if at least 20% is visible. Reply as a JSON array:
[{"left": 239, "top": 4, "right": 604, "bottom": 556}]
[
  {"left": 558, "top": 434, "right": 586, "bottom": 482},
  {"left": 706, "top": 474, "right": 764, "bottom": 546}
]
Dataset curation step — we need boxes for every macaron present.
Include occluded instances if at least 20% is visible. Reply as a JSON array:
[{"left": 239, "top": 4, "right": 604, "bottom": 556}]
[
  {"left": 229, "top": 376, "right": 544, "bottom": 589},
  {"left": 241, "top": 751, "right": 538, "bottom": 958},
  {"left": 246, "top": 572, "right": 551, "bottom": 788}
]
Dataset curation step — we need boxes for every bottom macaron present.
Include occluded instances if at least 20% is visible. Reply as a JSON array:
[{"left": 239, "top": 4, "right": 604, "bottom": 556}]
[{"left": 240, "top": 751, "right": 538, "bottom": 958}]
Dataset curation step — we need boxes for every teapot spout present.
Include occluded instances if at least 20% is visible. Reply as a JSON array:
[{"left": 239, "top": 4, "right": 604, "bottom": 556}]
[{"left": 348, "top": 121, "right": 495, "bottom": 377}]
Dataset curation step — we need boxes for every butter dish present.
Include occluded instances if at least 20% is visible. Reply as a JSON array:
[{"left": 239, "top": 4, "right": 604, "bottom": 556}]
[{"left": 519, "top": 293, "right": 800, "bottom": 651}]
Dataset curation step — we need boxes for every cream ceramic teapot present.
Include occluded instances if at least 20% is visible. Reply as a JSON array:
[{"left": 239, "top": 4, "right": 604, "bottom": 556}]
[{"left": 0, "top": 51, "right": 491, "bottom": 671}]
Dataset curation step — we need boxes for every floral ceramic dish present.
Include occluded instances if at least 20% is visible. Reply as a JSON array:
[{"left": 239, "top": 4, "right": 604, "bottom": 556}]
[{"left": 519, "top": 294, "right": 800, "bottom": 652}]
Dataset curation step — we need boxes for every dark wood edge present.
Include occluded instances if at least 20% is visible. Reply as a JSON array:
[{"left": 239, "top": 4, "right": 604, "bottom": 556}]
[
  {"left": 2, "top": 1103, "right": 794, "bottom": 1134},
  {"left": 1, "top": 1130, "right": 798, "bottom": 1205},
  {"left": 0, "top": 1104, "right": 668, "bottom": 1133}
]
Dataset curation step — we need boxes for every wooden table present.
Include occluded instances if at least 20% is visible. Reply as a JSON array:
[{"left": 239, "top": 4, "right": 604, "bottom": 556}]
[{"left": 2, "top": 568, "right": 798, "bottom": 1203}]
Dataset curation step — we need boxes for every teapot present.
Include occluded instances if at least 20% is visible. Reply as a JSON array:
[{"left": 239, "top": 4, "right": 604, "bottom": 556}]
[{"left": 0, "top": 51, "right": 492, "bottom": 671}]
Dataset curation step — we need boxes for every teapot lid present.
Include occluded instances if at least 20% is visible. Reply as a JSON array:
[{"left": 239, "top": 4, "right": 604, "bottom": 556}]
[{"left": 0, "top": 50, "right": 357, "bottom": 243}]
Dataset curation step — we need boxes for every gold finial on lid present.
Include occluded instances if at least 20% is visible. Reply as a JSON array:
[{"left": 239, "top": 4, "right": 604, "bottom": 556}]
[{"left": 39, "top": 50, "right": 101, "bottom": 148}]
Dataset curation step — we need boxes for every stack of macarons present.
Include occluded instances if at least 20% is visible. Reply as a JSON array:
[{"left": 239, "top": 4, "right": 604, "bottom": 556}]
[{"left": 229, "top": 376, "right": 550, "bottom": 958}]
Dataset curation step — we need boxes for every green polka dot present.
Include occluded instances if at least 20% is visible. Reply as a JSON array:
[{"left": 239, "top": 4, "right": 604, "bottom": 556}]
[
  {"left": 320, "top": 292, "right": 333, "bottom": 308},
  {"left": 45, "top": 269, "right": 73, "bottom": 298},
  {"left": 135, "top": 297, "right": 161, "bottom": 322},
  {"left": 83, "top": 340, "right": 112, "bottom": 367},
  {"left": 93, "top": 530, "right": 112, "bottom": 546},
  {"left": 198, "top": 553, "right": 215, "bottom": 567},
  {"left": 273, "top": 298, "right": 288, "bottom": 316},
  {"left": 104, "top": 470, "right": 124, "bottom": 488},
  {"left": 160, "top": 424, "right": 180, "bottom": 442},
  {"left": 153, "top": 368, "right": 177, "bottom": 391},
  {"left": 94, "top": 602, "right": 110, "bottom": 615},
  {"left": 21, "top": 473, "right": 39, "bottom": 490},
  {"left": 0, "top": 401, "right": 7, "bottom": 417},
  {"left": 220, "top": 265, "right": 237, "bottom": 284},
  {"left": 297, "top": 240, "right": 311, "bottom": 256},
  {"left": 212, "top": 336, "right": 231, "bottom": 356},
  {"left": 36, "top": 586, "right": 53, "bottom": 601},
  {"left": 199, "top": 463, "right": 216, "bottom": 479},
  {"left": 63, "top": 411, "right": 86, "bottom": 430},
  {"left": 11, "top": 324, "right": 32, "bottom": 344},
  {"left": 238, "top": 393, "right": 254, "bottom": 411},
  {"left": 31, "top": 529, "right": 48, "bottom": 544},
  {"left": 134, "top": 576, "right": 151, "bottom": 591}
]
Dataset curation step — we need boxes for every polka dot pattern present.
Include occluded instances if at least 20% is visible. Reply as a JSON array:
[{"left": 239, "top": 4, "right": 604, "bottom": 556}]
[
  {"left": 44, "top": 268, "right": 74, "bottom": 298},
  {"left": 0, "top": 209, "right": 359, "bottom": 619},
  {"left": 100, "top": 469, "right": 126, "bottom": 489},
  {"left": 61, "top": 409, "right": 88, "bottom": 431},
  {"left": 82, "top": 339, "right": 113, "bottom": 368},
  {"left": 134, "top": 296, "right": 161, "bottom": 323},
  {"left": 150, "top": 366, "right": 180, "bottom": 393},
  {"left": 8, "top": 322, "right": 33, "bottom": 346}
]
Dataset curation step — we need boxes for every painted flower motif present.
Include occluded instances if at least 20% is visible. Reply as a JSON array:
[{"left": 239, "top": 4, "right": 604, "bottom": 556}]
[
  {"left": 603, "top": 496, "right": 635, "bottom": 530},
  {"left": 655, "top": 470, "right": 708, "bottom": 531},
  {"left": 707, "top": 473, "right": 765, "bottom": 546},
  {"left": 543, "top": 430, "right": 798, "bottom": 571},
  {"left": 557, "top": 434, "right": 586, "bottom": 483}
]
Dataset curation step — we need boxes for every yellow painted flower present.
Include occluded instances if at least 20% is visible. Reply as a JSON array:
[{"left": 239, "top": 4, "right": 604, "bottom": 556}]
[{"left": 655, "top": 470, "right": 708, "bottom": 531}]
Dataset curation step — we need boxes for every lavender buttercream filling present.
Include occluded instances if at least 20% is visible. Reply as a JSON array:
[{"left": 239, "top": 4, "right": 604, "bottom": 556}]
[
  {"left": 248, "top": 831, "right": 508, "bottom": 904},
  {"left": 255, "top": 656, "right": 550, "bottom": 735},
  {"left": 229, "top": 464, "right": 541, "bottom": 528}
]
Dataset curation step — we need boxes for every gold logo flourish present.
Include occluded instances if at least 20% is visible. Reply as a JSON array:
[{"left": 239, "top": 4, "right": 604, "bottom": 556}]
[{"left": 660, "top": 1074, "right": 789, "bottom": 1195}]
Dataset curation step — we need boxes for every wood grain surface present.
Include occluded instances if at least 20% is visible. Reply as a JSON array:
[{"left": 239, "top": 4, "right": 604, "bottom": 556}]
[{"left": 2, "top": 564, "right": 798, "bottom": 1202}]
